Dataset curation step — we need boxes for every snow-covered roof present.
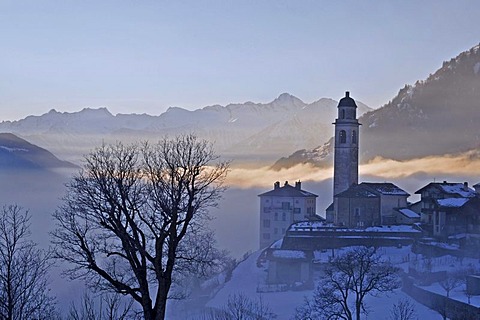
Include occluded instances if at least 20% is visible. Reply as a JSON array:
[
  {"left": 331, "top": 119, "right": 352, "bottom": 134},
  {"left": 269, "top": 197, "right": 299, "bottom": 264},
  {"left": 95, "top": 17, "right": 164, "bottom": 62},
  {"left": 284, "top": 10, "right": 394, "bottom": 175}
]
[
  {"left": 436, "top": 197, "right": 471, "bottom": 208},
  {"left": 270, "top": 250, "right": 307, "bottom": 260},
  {"left": 415, "top": 182, "right": 477, "bottom": 198},
  {"left": 288, "top": 221, "right": 421, "bottom": 233},
  {"left": 364, "top": 225, "right": 421, "bottom": 233},
  {"left": 258, "top": 182, "right": 318, "bottom": 198},
  {"left": 362, "top": 182, "right": 410, "bottom": 196},
  {"left": 397, "top": 208, "right": 420, "bottom": 219},
  {"left": 269, "top": 239, "right": 283, "bottom": 249}
]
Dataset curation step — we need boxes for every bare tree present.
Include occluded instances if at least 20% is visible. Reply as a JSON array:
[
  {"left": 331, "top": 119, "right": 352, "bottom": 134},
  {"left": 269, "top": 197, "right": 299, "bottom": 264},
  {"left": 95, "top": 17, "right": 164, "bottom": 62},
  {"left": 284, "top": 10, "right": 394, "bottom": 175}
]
[
  {"left": 52, "top": 135, "right": 229, "bottom": 320},
  {"left": 68, "top": 292, "right": 135, "bottom": 320},
  {"left": 389, "top": 298, "right": 417, "bottom": 320},
  {"left": 0, "top": 204, "right": 57, "bottom": 320},
  {"left": 198, "top": 293, "right": 276, "bottom": 320},
  {"left": 295, "top": 246, "right": 399, "bottom": 320},
  {"left": 439, "top": 272, "right": 461, "bottom": 298}
]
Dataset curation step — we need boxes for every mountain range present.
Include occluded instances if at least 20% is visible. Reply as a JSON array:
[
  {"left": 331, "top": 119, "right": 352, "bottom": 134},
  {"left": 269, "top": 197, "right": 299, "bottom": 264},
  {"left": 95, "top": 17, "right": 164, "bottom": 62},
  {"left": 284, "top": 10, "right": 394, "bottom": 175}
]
[
  {"left": 0, "top": 94, "right": 371, "bottom": 165},
  {"left": 273, "top": 43, "right": 480, "bottom": 169}
]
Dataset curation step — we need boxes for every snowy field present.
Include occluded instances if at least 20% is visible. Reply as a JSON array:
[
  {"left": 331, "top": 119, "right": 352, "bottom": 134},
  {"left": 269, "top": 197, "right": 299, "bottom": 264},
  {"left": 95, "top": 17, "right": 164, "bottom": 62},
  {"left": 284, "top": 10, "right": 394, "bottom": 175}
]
[{"left": 204, "top": 249, "right": 441, "bottom": 319}]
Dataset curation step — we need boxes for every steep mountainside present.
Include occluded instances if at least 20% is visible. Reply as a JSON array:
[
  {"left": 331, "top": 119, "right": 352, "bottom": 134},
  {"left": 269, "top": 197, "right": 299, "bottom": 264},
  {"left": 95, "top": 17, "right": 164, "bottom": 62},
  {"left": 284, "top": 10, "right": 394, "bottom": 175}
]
[
  {"left": 274, "top": 43, "right": 480, "bottom": 169},
  {"left": 0, "top": 133, "right": 77, "bottom": 170},
  {"left": 0, "top": 94, "right": 371, "bottom": 164}
]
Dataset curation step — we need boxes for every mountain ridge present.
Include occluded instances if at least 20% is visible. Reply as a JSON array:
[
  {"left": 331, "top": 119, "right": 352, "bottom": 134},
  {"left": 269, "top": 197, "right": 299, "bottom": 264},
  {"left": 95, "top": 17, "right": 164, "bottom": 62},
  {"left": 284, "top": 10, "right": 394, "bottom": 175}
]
[
  {"left": 0, "top": 94, "right": 372, "bottom": 165},
  {"left": 273, "top": 43, "right": 480, "bottom": 169}
]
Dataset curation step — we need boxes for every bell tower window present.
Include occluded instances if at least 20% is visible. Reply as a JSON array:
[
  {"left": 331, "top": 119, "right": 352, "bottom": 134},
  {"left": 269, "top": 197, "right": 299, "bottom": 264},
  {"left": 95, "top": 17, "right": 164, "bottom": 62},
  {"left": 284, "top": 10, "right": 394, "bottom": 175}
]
[
  {"left": 339, "top": 130, "right": 346, "bottom": 144},
  {"left": 352, "top": 130, "right": 357, "bottom": 144},
  {"left": 341, "top": 109, "right": 345, "bottom": 119}
]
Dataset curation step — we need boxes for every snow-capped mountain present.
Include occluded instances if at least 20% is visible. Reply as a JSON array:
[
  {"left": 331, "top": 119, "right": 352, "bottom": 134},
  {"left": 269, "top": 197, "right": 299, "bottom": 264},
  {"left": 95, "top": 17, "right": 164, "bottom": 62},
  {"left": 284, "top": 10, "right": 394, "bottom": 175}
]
[
  {"left": 273, "top": 43, "right": 480, "bottom": 169},
  {"left": 0, "top": 94, "right": 371, "bottom": 164},
  {"left": 0, "top": 133, "right": 77, "bottom": 170}
]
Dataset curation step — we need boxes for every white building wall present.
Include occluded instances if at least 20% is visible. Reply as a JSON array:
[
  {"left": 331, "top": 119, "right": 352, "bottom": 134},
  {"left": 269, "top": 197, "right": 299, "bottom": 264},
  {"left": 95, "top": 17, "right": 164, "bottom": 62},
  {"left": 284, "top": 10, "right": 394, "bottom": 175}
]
[{"left": 259, "top": 195, "right": 316, "bottom": 249}]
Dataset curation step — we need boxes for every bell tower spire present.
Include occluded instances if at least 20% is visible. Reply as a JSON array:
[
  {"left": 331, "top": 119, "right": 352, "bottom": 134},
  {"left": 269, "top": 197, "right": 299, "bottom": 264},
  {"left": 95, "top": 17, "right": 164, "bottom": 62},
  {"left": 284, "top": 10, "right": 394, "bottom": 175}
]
[{"left": 333, "top": 91, "right": 360, "bottom": 197}]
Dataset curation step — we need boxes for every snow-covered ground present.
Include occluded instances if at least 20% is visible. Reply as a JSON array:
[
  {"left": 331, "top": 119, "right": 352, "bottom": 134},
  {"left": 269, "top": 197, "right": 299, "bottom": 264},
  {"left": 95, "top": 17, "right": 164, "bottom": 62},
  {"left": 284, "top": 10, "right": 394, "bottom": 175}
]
[{"left": 205, "top": 249, "right": 441, "bottom": 319}]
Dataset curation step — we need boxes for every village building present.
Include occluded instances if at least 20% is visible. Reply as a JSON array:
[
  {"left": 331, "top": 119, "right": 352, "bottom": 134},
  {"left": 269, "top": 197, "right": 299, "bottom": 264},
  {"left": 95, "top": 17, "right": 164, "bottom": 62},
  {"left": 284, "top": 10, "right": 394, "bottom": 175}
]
[
  {"left": 415, "top": 181, "right": 480, "bottom": 238},
  {"left": 258, "top": 181, "right": 317, "bottom": 249},
  {"left": 261, "top": 90, "right": 480, "bottom": 308},
  {"left": 333, "top": 182, "right": 413, "bottom": 227}
]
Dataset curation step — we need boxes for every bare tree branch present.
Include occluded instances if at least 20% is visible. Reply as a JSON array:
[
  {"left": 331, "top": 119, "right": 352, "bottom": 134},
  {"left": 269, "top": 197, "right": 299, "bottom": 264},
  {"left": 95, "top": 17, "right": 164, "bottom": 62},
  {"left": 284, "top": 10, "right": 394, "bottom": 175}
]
[{"left": 52, "top": 135, "right": 229, "bottom": 320}]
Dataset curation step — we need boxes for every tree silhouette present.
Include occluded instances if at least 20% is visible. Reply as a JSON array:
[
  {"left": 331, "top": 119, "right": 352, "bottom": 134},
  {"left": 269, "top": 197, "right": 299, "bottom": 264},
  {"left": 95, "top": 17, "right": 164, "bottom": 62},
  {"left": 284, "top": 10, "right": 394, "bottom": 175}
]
[{"left": 52, "top": 135, "right": 229, "bottom": 320}]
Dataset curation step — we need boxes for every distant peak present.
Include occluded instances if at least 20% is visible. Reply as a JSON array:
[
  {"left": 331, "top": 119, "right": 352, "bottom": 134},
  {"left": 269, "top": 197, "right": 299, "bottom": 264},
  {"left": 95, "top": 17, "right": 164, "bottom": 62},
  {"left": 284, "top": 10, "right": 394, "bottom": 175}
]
[
  {"left": 272, "top": 93, "right": 303, "bottom": 105},
  {"left": 79, "top": 107, "right": 113, "bottom": 116},
  {"left": 277, "top": 92, "right": 294, "bottom": 101},
  {"left": 48, "top": 109, "right": 58, "bottom": 114}
]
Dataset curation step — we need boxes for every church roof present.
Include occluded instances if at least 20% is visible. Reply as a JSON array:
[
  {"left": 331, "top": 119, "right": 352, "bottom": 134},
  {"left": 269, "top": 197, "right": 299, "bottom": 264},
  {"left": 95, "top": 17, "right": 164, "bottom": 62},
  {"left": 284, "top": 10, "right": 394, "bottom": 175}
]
[
  {"left": 334, "top": 184, "right": 379, "bottom": 198},
  {"left": 334, "top": 182, "right": 409, "bottom": 199},
  {"left": 258, "top": 182, "right": 318, "bottom": 198},
  {"left": 338, "top": 91, "right": 357, "bottom": 108},
  {"left": 362, "top": 182, "right": 410, "bottom": 196}
]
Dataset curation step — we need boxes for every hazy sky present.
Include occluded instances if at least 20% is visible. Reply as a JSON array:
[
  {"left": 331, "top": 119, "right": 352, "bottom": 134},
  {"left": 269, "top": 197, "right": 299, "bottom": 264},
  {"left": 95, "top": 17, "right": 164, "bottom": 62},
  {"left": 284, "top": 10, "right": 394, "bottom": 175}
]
[{"left": 1, "top": 0, "right": 480, "bottom": 121}]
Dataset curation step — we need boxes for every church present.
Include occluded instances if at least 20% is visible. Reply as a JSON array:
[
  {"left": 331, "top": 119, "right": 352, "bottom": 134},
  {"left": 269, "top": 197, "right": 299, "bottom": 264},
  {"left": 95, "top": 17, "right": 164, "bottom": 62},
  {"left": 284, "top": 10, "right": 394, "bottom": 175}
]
[{"left": 326, "top": 91, "right": 416, "bottom": 227}]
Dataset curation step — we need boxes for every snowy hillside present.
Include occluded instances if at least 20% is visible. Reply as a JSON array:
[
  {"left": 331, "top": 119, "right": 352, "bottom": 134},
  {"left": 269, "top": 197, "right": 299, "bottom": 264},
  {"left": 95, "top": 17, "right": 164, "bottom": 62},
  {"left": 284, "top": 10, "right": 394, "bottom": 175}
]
[
  {"left": 188, "top": 248, "right": 442, "bottom": 320},
  {"left": 274, "top": 43, "right": 480, "bottom": 169},
  {"left": 0, "top": 94, "right": 371, "bottom": 164}
]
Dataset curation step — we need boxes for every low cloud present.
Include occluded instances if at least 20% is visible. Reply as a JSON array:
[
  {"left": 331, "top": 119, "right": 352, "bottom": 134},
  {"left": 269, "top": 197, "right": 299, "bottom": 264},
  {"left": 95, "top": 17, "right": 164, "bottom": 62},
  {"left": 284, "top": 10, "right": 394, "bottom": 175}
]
[{"left": 226, "top": 150, "right": 480, "bottom": 189}]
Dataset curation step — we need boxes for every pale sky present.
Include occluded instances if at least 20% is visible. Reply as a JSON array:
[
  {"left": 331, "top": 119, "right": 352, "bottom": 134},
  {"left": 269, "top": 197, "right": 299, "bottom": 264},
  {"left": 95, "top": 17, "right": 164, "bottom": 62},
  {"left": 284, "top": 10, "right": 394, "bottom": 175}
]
[{"left": 1, "top": 0, "right": 480, "bottom": 121}]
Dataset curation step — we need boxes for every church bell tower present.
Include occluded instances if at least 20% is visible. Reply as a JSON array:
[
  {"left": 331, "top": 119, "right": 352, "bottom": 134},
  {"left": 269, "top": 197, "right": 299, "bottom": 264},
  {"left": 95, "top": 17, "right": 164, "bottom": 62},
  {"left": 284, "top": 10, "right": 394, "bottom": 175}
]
[{"left": 333, "top": 91, "right": 360, "bottom": 196}]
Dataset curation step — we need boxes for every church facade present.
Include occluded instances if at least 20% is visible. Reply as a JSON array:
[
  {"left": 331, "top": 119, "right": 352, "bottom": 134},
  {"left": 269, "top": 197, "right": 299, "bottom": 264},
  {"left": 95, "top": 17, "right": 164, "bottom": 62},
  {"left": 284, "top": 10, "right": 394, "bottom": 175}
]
[{"left": 330, "top": 92, "right": 412, "bottom": 227}]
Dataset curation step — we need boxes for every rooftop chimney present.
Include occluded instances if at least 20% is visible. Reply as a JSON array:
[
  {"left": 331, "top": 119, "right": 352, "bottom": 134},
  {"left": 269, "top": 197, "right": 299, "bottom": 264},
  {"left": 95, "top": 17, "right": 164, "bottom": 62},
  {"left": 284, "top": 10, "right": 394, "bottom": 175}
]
[
  {"left": 464, "top": 182, "right": 469, "bottom": 191},
  {"left": 284, "top": 181, "right": 289, "bottom": 186},
  {"left": 295, "top": 181, "right": 302, "bottom": 190},
  {"left": 345, "top": 91, "right": 350, "bottom": 98},
  {"left": 274, "top": 181, "right": 280, "bottom": 190}
]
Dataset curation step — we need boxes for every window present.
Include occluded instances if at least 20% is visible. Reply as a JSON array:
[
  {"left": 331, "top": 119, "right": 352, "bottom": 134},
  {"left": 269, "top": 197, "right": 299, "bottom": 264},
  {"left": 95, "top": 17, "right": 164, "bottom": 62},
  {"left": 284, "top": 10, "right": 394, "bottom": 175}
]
[
  {"left": 263, "top": 207, "right": 270, "bottom": 213},
  {"left": 274, "top": 228, "right": 278, "bottom": 235},
  {"left": 352, "top": 130, "right": 357, "bottom": 144},
  {"left": 282, "top": 202, "right": 290, "bottom": 210},
  {"left": 355, "top": 208, "right": 360, "bottom": 217},
  {"left": 274, "top": 212, "right": 279, "bottom": 221},
  {"left": 282, "top": 212, "right": 286, "bottom": 221},
  {"left": 263, "top": 219, "right": 270, "bottom": 228},
  {"left": 341, "top": 109, "right": 345, "bottom": 119},
  {"left": 339, "top": 130, "right": 346, "bottom": 144},
  {"left": 294, "top": 208, "right": 301, "bottom": 214}
]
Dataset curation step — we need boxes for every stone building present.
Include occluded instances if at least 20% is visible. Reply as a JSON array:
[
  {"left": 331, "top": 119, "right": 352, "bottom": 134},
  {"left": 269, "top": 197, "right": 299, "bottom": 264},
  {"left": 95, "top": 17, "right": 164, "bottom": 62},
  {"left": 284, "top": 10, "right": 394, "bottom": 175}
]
[
  {"left": 333, "top": 182, "right": 411, "bottom": 227},
  {"left": 258, "top": 181, "right": 317, "bottom": 249},
  {"left": 415, "top": 181, "right": 480, "bottom": 237}
]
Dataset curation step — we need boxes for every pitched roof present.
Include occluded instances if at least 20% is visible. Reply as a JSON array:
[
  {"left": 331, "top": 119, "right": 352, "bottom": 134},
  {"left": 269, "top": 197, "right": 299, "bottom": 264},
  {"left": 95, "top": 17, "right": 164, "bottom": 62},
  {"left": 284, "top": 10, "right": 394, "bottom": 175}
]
[
  {"left": 258, "top": 183, "right": 318, "bottom": 198},
  {"left": 415, "top": 182, "right": 477, "bottom": 198},
  {"left": 362, "top": 182, "right": 410, "bottom": 196},
  {"left": 396, "top": 208, "right": 420, "bottom": 219},
  {"left": 435, "top": 198, "right": 471, "bottom": 208},
  {"left": 334, "top": 184, "right": 379, "bottom": 198}
]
